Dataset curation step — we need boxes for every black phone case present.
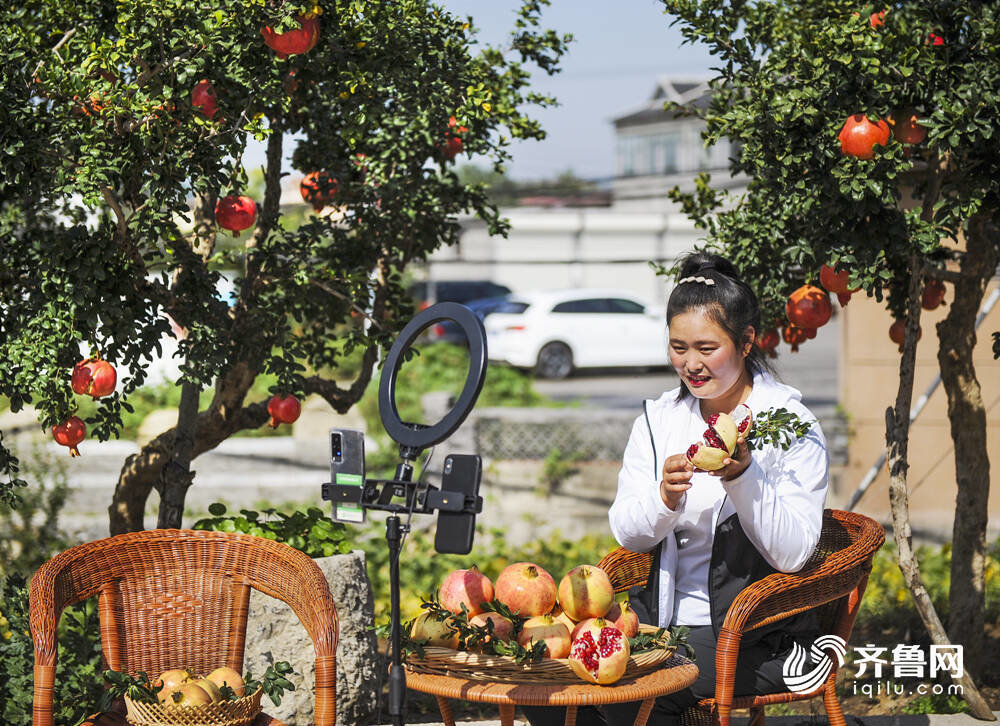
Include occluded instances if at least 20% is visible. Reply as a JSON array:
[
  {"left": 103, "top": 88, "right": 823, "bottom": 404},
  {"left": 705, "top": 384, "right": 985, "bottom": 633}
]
[{"left": 434, "top": 454, "right": 481, "bottom": 555}]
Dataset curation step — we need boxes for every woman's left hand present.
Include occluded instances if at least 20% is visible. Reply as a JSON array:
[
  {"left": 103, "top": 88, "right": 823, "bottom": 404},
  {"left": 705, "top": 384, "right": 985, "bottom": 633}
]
[{"left": 711, "top": 435, "right": 751, "bottom": 481}]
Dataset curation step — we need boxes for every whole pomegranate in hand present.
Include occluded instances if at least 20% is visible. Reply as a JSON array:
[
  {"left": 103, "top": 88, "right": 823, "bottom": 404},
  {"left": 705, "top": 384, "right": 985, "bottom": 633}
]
[
  {"left": 838, "top": 114, "right": 891, "bottom": 160},
  {"left": 53, "top": 416, "right": 86, "bottom": 457},
  {"left": 569, "top": 623, "right": 630, "bottom": 684},
  {"left": 215, "top": 195, "right": 257, "bottom": 233},
  {"left": 439, "top": 566, "right": 494, "bottom": 616},
  {"left": 495, "top": 562, "right": 558, "bottom": 616},
  {"left": 262, "top": 15, "right": 321, "bottom": 58},
  {"left": 557, "top": 565, "right": 614, "bottom": 621},
  {"left": 267, "top": 394, "right": 301, "bottom": 428},
  {"left": 72, "top": 358, "right": 117, "bottom": 398},
  {"left": 786, "top": 285, "right": 832, "bottom": 329}
]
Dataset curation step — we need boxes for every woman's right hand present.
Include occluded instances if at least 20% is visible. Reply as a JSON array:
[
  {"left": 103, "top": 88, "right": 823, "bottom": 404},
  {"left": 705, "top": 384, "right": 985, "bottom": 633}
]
[{"left": 660, "top": 453, "right": 693, "bottom": 510}]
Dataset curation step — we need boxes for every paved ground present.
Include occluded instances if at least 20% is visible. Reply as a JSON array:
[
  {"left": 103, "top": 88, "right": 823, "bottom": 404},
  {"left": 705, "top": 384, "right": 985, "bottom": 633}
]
[{"left": 390, "top": 712, "right": 1000, "bottom": 726}]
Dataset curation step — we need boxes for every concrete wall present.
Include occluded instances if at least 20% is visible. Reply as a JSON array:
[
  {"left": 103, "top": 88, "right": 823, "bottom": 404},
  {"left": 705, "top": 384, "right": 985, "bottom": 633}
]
[{"left": 836, "top": 280, "right": 1000, "bottom": 541}]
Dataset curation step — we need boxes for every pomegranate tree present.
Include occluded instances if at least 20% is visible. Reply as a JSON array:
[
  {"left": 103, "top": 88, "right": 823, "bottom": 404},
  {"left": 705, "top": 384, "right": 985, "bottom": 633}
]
[
  {"left": 267, "top": 394, "right": 301, "bottom": 428},
  {"left": 838, "top": 113, "right": 890, "bottom": 159},
  {"left": 568, "top": 623, "right": 630, "bottom": 684},
  {"left": 52, "top": 416, "right": 86, "bottom": 457},
  {"left": 71, "top": 357, "right": 117, "bottom": 398}
]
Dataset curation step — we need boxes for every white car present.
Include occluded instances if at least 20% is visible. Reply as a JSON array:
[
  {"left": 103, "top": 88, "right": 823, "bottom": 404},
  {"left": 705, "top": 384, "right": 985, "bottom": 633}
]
[{"left": 484, "top": 289, "right": 668, "bottom": 378}]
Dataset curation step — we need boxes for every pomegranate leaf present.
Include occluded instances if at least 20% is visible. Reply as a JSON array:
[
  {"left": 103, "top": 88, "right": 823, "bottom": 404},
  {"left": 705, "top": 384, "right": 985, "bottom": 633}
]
[
  {"left": 744, "top": 408, "right": 812, "bottom": 451},
  {"left": 100, "top": 669, "right": 160, "bottom": 710}
]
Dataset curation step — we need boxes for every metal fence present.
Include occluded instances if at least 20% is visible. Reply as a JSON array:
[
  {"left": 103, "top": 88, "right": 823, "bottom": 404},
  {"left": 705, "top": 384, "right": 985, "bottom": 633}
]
[{"left": 472, "top": 408, "right": 637, "bottom": 461}]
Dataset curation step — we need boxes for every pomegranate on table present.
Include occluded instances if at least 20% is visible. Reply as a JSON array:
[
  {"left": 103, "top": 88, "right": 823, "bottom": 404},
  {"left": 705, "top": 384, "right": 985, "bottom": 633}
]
[
  {"left": 439, "top": 566, "right": 494, "bottom": 616},
  {"left": 410, "top": 612, "right": 461, "bottom": 649},
  {"left": 557, "top": 565, "right": 614, "bottom": 621},
  {"left": 606, "top": 601, "right": 640, "bottom": 638},
  {"left": 495, "top": 561, "right": 558, "bottom": 616},
  {"left": 517, "top": 614, "right": 571, "bottom": 659},
  {"left": 468, "top": 612, "right": 514, "bottom": 645},
  {"left": 568, "top": 622, "right": 630, "bottom": 684},
  {"left": 686, "top": 403, "right": 753, "bottom": 471}
]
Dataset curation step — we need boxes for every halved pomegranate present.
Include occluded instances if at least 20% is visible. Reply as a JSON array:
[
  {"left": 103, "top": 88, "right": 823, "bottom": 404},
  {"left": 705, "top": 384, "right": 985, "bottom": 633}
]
[{"left": 568, "top": 624, "right": 630, "bottom": 684}]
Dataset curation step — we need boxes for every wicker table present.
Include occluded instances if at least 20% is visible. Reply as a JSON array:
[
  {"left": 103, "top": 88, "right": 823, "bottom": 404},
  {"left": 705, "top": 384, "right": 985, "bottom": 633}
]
[{"left": 405, "top": 654, "right": 698, "bottom": 726}]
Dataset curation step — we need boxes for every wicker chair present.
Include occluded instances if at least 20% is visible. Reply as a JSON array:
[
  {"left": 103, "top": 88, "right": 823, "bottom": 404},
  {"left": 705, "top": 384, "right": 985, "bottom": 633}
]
[
  {"left": 29, "top": 528, "right": 339, "bottom": 726},
  {"left": 596, "top": 509, "right": 884, "bottom": 726}
]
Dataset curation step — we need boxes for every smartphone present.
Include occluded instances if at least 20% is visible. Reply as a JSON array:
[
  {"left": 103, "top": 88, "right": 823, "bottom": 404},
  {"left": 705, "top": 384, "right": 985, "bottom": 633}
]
[
  {"left": 330, "top": 429, "right": 367, "bottom": 524},
  {"left": 434, "top": 454, "right": 482, "bottom": 555}
]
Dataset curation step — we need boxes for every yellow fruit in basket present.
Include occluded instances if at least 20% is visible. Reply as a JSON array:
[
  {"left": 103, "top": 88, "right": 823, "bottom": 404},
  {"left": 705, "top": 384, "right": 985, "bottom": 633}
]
[
  {"left": 192, "top": 677, "right": 222, "bottom": 702},
  {"left": 206, "top": 666, "right": 246, "bottom": 698},
  {"left": 154, "top": 668, "right": 192, "bottom": 703},
  {"left": 170, "top": 683, "right": 214, "bottom": 707},
  {"left": 410, "top": 612, "right": 461, "bottom": 649}
]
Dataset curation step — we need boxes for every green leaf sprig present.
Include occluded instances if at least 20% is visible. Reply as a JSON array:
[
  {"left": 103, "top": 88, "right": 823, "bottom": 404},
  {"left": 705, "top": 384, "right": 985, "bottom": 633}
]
[
  {"left": 100, "top": 670, "right": 160, "bottom": 711},
  {"left": 244, "top": 661, "right": 296, "bottom": 707},
  {"left": 745, "top": 408, "right": 812, "bottom": 451},
  {"left": 627, "top": 624, "right": 694, "bottom": 659}
]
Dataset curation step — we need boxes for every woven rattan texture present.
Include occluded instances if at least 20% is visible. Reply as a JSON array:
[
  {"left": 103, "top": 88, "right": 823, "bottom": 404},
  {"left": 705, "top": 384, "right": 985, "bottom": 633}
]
[
  {"left": 598, "top": 509, "right": 885, "bottom": 726},
  {"left": 125, "top": 687, "right": 263, "bottom": 726},
  {"left": 29, "top": 529, "right": 340, "bottom": 726}
]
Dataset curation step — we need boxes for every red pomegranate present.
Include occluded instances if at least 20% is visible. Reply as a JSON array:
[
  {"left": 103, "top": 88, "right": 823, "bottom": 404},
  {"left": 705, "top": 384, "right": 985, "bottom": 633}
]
[
  {"left": 927, "top": 31, "right": 945, "bottom": 46},
  {"left": 782, "top": 324, "right": 808, "bottom": 353},
  {"left": 870, "top": 10, "right": 886, "bottom": 28},
  {"left": 495, "top": 562, "right": 558, "bottom": 616},
  {"left": 53, "top": 416, "right": 86, "bottom": 457},
  {"left": 921, "top": 279, "right": 946, "bottom": 310},
  {"left": 757, "top": 329, "right": 779, "bottom": 358},
  {"left": 890, "top": 109, "right": 926, "bottom": 145},
  {"left": 282, "top": 69, "right": 300, "bottom": 95},
  {"left": 261, "top": 15, "right": 320, "bottom": 58},
  {"left": 568, "top": 624, "right": 630, "bottom": 684},
  {"left": 557, "top": 565, "right": 614, "bottom": 621},
  {"left": 440, "top": 116, "right": 467, "bottom": 161},
  {"left": 819, "top": 264, "right": 858, "bottom": 306},
  {"left": 838, "top": 114, "right": 891, "bottom": 160},
  {"left": 300, "top": 171, "right": 338, "bottom": 211},
  {"left": 606, "top": 601, "right": 640, "bottom": 638},
  {"left": 517, "top": 615, "right": 571, "bottom": 659},
  {"left": 267, "top": 394, "right": 301, "bottom": 428},
  {"left": 786, "top": 285, "right": 832, "bottom": 330},
  {"left": 889, "top": 319, "right": 922, "bottom": 353},
  {"left": 191, "top": 79, "right": 218, "bottom": 119},
  {"left": 72, "top": 358, "right": 117, "bottom": 398},
  {"left": 215, "top": 195, "right": 257, "bottom": 233},
  {"left": 439, "top": 566, "right": 494, "bottom": 617}
]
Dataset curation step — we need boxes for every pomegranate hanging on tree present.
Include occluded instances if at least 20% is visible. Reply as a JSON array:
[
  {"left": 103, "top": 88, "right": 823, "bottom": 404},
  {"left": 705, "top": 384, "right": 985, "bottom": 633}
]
[
  {"left": 838, "top": 113, "right": 891, "bottom": 159},
  {"left": 300, "top": 171, "right": 338, "bottom": 211},
  {"left": 53, "top": 416, "right": 86, "bottom": 457},
  {"left": 757, "top": 328, "right": 779, "bottom": 358},
  {"left": 819, "top": 264, "right": 858, "bottom": 307},
  {"left": 889, "top": 319, "right": 921, "bottom": 353},
  {"left": 261, "top": 14, "right": 321, "bottom": 58},
  {"left": 190, "top": 79, "right": 218, "bottom": 119},
  {"left": 782, "top": 324, "right": 808, "bottom": 352},
  {"left": 71, "top": 357, "right": 117, "bottom": 398},
  {"left": 921, "top": 279, "right": 946, "bottom": 310},
  {"left": 215, "top": 195, "right": 257, "bottom": 233},
  {"left": 786, "top": 284, "right": 832, "bottom": 329},
  {"left": 440, "top": 116, "right": 467, "bottom": 162},
  {"left": 267, "top": 394, "right": 301, "bottom": 428}
]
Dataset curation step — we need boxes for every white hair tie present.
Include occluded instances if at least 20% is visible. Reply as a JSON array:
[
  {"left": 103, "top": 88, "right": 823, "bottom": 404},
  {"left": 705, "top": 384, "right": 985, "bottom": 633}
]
[{"left": 678, "top": 276, "right": 715, "bottom": 286}]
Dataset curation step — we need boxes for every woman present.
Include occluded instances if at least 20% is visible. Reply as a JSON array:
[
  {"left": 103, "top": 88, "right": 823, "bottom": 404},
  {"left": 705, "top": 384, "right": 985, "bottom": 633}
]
[{"left": 524, "top": 252, "right": 829, "bottom": 726}]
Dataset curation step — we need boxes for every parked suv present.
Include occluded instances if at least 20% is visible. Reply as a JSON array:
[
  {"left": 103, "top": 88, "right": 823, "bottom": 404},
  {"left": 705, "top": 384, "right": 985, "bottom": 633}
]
[{"left": 484, "top": 289, "right": 666, "bottom": 378}]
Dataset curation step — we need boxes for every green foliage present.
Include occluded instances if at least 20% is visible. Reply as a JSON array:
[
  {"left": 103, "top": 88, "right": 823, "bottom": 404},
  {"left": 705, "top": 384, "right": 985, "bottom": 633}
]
[
  {"left": 538, "top": 447, "right": 585, "bottom": 495},
  {"left": 0, "top": 440, "right": 75, "bottom": 578},
  {"left": 0, "top": 0, "right": 571, "bottom": 506},
  {"left": 901, "top": 692, "right": 970, "bottom": 715},
  {"left": 192, "top": 503, "right": 352, "bottom": 558},
  {"left": 0, "top": 575, "right": 104, "bottom": 726},
  {"left": 244, "top": 660, "right": 296, "bottom": 708},
  {"left": 745, "top": 407, "right": 812, "bottom": 451},
  {"left": 456, "top": 164, "right": 605, "bottom": 207}
]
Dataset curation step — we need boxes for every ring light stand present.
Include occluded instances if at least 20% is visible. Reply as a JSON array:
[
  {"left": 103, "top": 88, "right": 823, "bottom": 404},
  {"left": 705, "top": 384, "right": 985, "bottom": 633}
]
[{"left": 322, "top": 302, "right": 488, "bottom": 726}]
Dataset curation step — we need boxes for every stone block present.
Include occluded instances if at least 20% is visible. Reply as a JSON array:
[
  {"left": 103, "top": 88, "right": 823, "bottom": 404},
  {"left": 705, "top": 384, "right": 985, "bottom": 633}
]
[{"left": 244, "top": 550, "right": 379, "bottom": 725}]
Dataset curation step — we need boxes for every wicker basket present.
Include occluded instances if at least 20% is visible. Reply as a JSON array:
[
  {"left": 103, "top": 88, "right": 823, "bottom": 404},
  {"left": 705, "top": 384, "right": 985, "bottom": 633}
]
[
  {"left": 124, "top": 687, "right": 263, "bottom": 726},
  {"left": 405, "top": 625, "right": 676, "bottom": 684}
]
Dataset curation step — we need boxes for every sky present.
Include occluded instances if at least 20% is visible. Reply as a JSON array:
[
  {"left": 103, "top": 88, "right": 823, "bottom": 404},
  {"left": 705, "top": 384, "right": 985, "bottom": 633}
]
[{"left": 246, "top": 0, "right": 716, "bottom": 183}]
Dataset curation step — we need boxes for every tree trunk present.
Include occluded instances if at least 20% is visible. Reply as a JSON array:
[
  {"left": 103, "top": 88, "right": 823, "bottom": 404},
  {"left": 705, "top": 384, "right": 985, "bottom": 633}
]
[
  {"left": 886, "top": 254, "right": 994, "bottom": 720},
  {"left": 936, "top": 216, "right": 998, "bottom": 680},
  {"left": 154, "top": 378, "right": 201, "bottom": 529}
]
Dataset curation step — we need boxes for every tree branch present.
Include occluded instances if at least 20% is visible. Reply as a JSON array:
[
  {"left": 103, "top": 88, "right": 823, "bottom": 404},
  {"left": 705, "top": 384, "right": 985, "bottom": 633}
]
[
  {"left": 30, "top": 27, "right": 77, "bottom": 82},
  {"left": 309, "top": 278, "right": 384, "bottom": 330}
]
